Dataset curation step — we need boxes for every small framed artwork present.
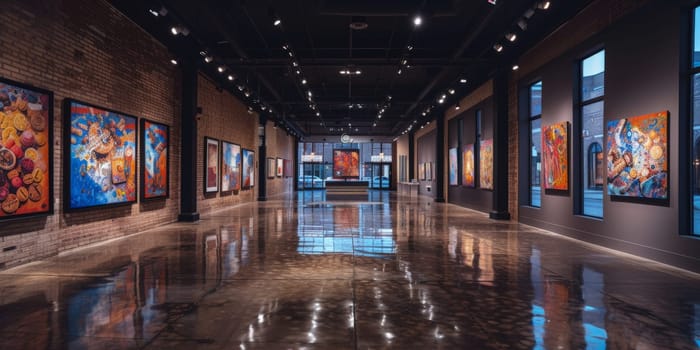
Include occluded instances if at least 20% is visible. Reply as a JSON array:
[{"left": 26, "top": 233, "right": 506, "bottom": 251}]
[
  {"left": 283, "top": 159, "right": 293, "bottom": 177},
  {"left": 462, "top": 143, "right": 475, "bottom": 187},
  {"left": 449, "top": 148, "right": 458, "bottom": 186},
  {"left": 479, "top": 139, "right": 494, "bottom": 190},
  {"left": 221, "top": 141, "right": 241, "bottom": 193},
  {"left": 542, "top": 121, "right": 569, "bottom": 191},
  {"left": 276, "top": 157, "right": 284, "bottom": 177},
  {"left": 140, "top": 119, "right": 169, "bottom": 200},
  {"left": 267, "top": 157, "right": 276, "bottom": 178},
  {"left": 64, "top": 99, "right": 137, "bottom": 210},
  {"left": 419, "top": 163, "right": 425, "bottom": 181},
  {"left": 242, "top": 148, "right": 255, "bottom": 189},
  {"left": 0, "top": 77, "right": 54, "bottom": 219},
  {"left": 426, "top": 162, "right": 433, "bottom": 181},
  {"left": 205, "top": 137, "right": 219, "bottom": 193}
]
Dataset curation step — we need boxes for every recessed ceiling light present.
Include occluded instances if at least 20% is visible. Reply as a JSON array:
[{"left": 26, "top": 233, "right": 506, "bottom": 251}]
[
  {"left": 438, "top": 98, "right": 445, "bottom": 104},
  {"left": 512, "top": 65, "right": 519, "bottom": 71},
  {"left": 302, "top": 79, "right": 307, "bottom": 84},
  {"left": 493, "top": 43, "right": 504, "bottom": 52},
  {"left": 448, "top": 89, "right": 455, "bottom": 95},
  {"left": 506, "top": 33, "right": 517, "bottom": 42},
  {"left": 170, "top": 59, "right": 178, "bottom": 65},
  {"left": 228, "top": 75, "right": 234, "bottom": 81},
  {"left": 218, "top": 66, "right": 226, "bottom": 73},
  {"left": 460, "top": 78, "right": 467, "bottom": 83},
  {"left": 413, "top": 15, "right": 422, "bottom": 27}
]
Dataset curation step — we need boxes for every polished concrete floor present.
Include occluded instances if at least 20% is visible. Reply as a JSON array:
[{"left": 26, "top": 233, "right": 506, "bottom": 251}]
[{"left": 1, "top": 192, "right": 699, "bottom": 349}]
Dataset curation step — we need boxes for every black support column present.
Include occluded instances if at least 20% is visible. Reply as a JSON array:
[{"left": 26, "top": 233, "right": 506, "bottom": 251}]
[
  {"left": 435, "top": 111, "right": 446, "bottom": 202},
  {"left": 257, "top": 114, "right": 267, "bottom": 201},
  {"left": 490, "top": 67, "right": 511, "bottom": 220},
  {"left": 408, "top": 131, "right": 415, "bottom": 181},
  {"left": 178, "top": 57, "right": 200, "bottom": 222}
]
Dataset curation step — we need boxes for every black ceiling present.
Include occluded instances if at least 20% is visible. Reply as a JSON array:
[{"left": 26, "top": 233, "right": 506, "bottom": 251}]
[{"left": 110, "top": 0, "right": 593, "bottom": 138}]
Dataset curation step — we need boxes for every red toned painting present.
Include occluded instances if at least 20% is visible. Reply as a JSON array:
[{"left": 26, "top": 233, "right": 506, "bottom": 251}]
[{"left": 541, "top": 122, "right": 569, "bottom": 190}]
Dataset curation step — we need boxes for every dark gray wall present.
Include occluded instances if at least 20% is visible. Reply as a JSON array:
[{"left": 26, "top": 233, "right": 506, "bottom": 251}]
[
  {"left": 448, "top": 98, "right": 494, "bottom": 213},
  {"left": 519, "top": 2, "right": 700, "bottom": 272},
  {"left": 417, "top": 130, "right": 437, "bottom": 198}
]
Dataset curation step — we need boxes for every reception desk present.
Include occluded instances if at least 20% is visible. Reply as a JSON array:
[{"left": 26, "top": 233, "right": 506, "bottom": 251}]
[{"left": 325, "top": 180, "right": 368, "bottom": 201}]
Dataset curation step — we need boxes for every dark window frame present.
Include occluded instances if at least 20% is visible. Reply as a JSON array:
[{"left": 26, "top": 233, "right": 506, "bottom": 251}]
[{"left": 529, "top": 81, "right": 543, "bottom": 208}]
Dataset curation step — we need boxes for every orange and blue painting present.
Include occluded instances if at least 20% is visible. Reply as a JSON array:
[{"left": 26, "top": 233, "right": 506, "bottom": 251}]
[
  {"left": 606, "top": 111, "right": 668, "bottom": 199},
  {"left": 242, "top": 148, "right": 255, "bottom": 189},
  {"left": 142, "top": 120, "right": 168, "bottom": 199},
  {"left": 221, "top": 141, "right": 241, "bottom": 192},
  {"left": 462, "top": 144, "right": 475, "bottom": 187},
  {"left": 479, "top": 139, "right": 493, "bottom": 189},
  {"left": 542, "top": 121, "right": 568, "bottom": 190},
  {"left": 67, "top": 100, "right": 137, "bottom": 209},
  {"left": 333, "top": 149, "right": 359, "bottom": 178}
]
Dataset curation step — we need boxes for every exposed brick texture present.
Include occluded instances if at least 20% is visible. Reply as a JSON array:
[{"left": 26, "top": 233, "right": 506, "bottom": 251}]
[{"left": 264, "top": 121, "right": 295, "bottom": 197}]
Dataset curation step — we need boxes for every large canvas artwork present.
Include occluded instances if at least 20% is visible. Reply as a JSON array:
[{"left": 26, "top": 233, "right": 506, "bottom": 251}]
[
  {"left": 449, "top": 148, "right": 458, "bottom": 186},
  {"left": 141, "top": 119, "right": 168, "bottom": 200},
  {"left": 542, "top": 121, "right": 569, "bottom": 190},
  {"left": 65, "top": 100, "right": 137, "bottom": 210},
  {"left": 0, "top": 78, "right": 53, "bottom": 219},
  {"left": 462, "top": 144, "right": 475, "bottom": 187},
  {"left": 479, "top": 139, "right": 493, "bottom": 190},
  {"left": 205, "top": 138, "right": 219, "bottom": 193},
  {"left": 333, "top": 149, "right": 360, "bottom": 178},
  {"left": 242, "top": 148, "right": 255, "bottom": 189},
  {"left": 606, "top": 111, "right": 668, "bottom": 199},
  {"left": 221, "top": 141, "right": 241, "bottom": 192}
]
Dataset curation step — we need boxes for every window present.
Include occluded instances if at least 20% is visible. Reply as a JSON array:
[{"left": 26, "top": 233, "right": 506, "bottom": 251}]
[
  {"left": 529, "top": 81, "right": 542, "bottom": 207},
  {"left": 579, "top": 49, "right": 605, "bottom": 218},
  {"left": 691, "top": 6, "right": 700, "bottom": 235}
]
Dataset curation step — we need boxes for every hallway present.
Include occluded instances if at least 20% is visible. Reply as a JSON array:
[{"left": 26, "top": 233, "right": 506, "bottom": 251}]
[{"left": 0, "top": 193, "right": 698, "bottom": 349}]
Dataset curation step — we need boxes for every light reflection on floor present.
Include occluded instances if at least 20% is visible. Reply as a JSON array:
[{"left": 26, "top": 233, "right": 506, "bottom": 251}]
[{"left": 0, "top": 193, "right": 699, "bottom": 349}]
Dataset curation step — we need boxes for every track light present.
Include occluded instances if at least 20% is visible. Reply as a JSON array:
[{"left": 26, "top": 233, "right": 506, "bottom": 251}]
[
  {"left": 292, "top": 61, "right": 299, "bottom": 67},
  {"left": 493, "top": 43, "right": 504, "bottom": 52},
  {"left": 301, "top": 78, "right": 307, "bottom": 84},
  {"left": 460, "top": 78, "right": 467, "bottom": 84},
  {"left": 247, "top": 106, "right": 253, "bottom": 114},
  {"left": 228, "top": 74, "right": 235, "bottom": 81},
  {"left": 269, "top": 8, "right": 282, "bottom": 26},
  {"left": 397, "top": 68, "right": 403, "bottom": 75},
  {"left": 149, "top": 6, "right": 167, "bottom": 17},
  {"left": 273, "top": 18, "right": 281, "bottom": 26},
  {"left": 170, "top": 59, "right": 178, "bottom": 65},
  {"left": 512, "top": 65, "right": 520, "bottom": 71},
  {"left": 506, "top": 33, "right": 517, "bottom": 42},
  {"left": 407, "top": 45, "right": 414, "bottom": 51},
  {"left": 217, "top": 66, "right": 226, "bottom": 73},
  {"left": 170, "top": 26, "right": 189, "bottom": 36},
  {"left": 537, "top": 1, "right": 551, "bottom": 10},
  {"left": 455, "top": 103, "right": 461, "bottom": 110},
  {"left": 316, "top": 112, "right": 320, "bottom": 116},
  {"left": 448, "top": 89, "right": 455, "bottom": 95},
  {"left": 517, "top": 19, "right": 528, "bottom": 31},
  {"left": 204, "top": 56, "right": 213, "bottom": 63}
]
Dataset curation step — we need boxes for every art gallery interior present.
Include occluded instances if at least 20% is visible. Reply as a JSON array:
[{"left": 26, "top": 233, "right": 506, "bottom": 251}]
[{"left": 1, "top": 0, "right": 700, "bottom": 348}]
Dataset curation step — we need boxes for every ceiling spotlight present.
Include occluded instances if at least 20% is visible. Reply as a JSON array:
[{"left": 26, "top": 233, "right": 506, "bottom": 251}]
[
  {"left": 378, "top": 115, "right": 382, "bottom": 119},
  {"left": 273, "top": 18, "right": 281, "bottom": 26},
  {"left": 512, "top": 65, "right": 520, "bottom": 71},
  {"left": 413, "top": 15, "right": 422, "bottom": 27},
  {"left": 269, "top": 8, "right": 282, "bottom": 26},
  {"left": 348, "top": 123, "right": 352, "bottom": 127},
  {"left": 448, "top": 89, "right": 455, "bottom": 95},
  {"left": 488, "top": 0, "right": 497, "bottom": 4},
  {"left": 438, "top": 98, "right": 445, "bottom": 104},
  {"left": 407, "top": 45, "right": 413, "bottom": 51},
  {"left": 460, "top": 78, "right": 468, "bottom": 83},
  {"left": 247, "top": 106, "right": 253, "bottom": 114},
  {"left": 455, "top": 103, "right": 461, "bottom": 110},
  {"left": 307, "top": 91, "right": 312, "bottom": 97},
  {"left": 170, "top": 59, "right": 178, "bottom": 65},
  {"left": 506, "top": 33, "right": 517, "bottom": 42},
  {"left": 302, "top": 78, "right": 307, "bottom": 84},
  {"left": 237, "top": 85, "right": 244, "bottom": 91},
  {"left": 282, "top": 44, "right": 289, "bottom": 50},
  {"left": 316, "top": 112, "right": 320, "bottom": 116},
  {"left": 170, "top": 26, "right": 189, "bottom": 36},
  {"left": 422, "top": 112, "right": 426, "bottom": 116},
  {"left": 295, "top": 70, "right": 301, "bottom": 75},
  {"left": 387, "top": 95, "right": 392, "bottom": 100},
  {"left": 493, "top": 43, "right": 504, "bottom": 52},
  {"left": 355, "top": 70, "right": 362, "bottom": 75},
  {"left": 204, "top": 56, "right": 213, "bottom": 63},
  {"left": 373, "top": 123, "right": 377, "bottom": 127},
  {"left": 227, "top": 75, "right": 235, "bottom": 81},
  {"left": 288, "top": 51, "right": 294, "bottom": 57},
  {"left": 401, "top": 59, "right": 408, "bottom": 65},
  {"left": 244, "top": 90, "right": 251, "bottom": 97},
  {"left": 217, "top": 66, "right": 226, "bottom": 73},
  {"left": 441, "top": 94, "right": 447, "bottom": 99},
  {"left": 170, "top": 26, "right": 179, "bottom": 35},
  {"left": 149, "top": 6, "right": 167, "bottom": 17},
  {"left": 517, "top": 19, "right": 528, "bottom": 31},
  {"left": 339, "top": 70, "right": 347, "bottom": 75},
  {"left": 261, "top": 105, "right": 267, "bottom": 111},
  {"left": 355, "top": 128, "right": 359, "bottom": 132},
  {"left": 292, "top": 61, "right": 299, "bottom": 67},
  {"left": 537, "top": 1, "right": 551, "bottom": 10},
  {"left": 397, "top": 68, "right": 403, "bottom": 75}
]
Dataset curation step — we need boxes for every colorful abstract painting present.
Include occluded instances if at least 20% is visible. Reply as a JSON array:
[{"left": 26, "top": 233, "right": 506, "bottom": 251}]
[
  {"left": 66, "top": 100, "right": 137, "bottom": 209},
  {"left": 242, "top": 148, "right": 255, "bottom": 189},
  {"left": 606, "top": 111, "right": 668, "bottom": 199},
  {"left": 333, "top": 149, "right": 359, "bottom": 178},
  {"left": 479, "top": 139, "right": 493, "bottom": 189},
  {"left": 462, "top": 144, "right": 475, "bottom": 187},
  {"left": 276, "top": 158, "right": 283, "bottom": 177},
  {"left": 449, "top": 148, "right": 458, "bottom": 186},
  {"left": 0, "top": 78, "right": 53, "bottom": 218},
  {"left": 141, "top": 119, "right": 168, "bottom": 200},
  {"left": 542, "top": 121, "right": 569, "bottom": 190},
  {"left": 205, "top": 138, "right": 219, "bottom": 193},
  {"left": 221, "top": 141, "right": 240, "bottom": 192}
]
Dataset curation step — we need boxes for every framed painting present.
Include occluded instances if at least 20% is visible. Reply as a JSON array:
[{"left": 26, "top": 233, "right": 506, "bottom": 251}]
[
  {"left": 64, "top": 99, "right": 137, "bottom": 210},
  {"left": 426, "top": 162, "right": 432, "bottom": 181},
  {"left": 221, "top": 141, "right": 241, "bottom": 193},
  {"left": 448, "top": 148, "right": 458, "bottom": 186},
  {"left": 267, "top": 157, "right": 276, "bottom": 178},
  {"left": 140, "top": 119, "right": 169, "bottom": 200},
  {"left": 419, "top": 163, "right": 425, "bottom": 181},
  {"left": 205, "top": 137, "right": 219, "bottom": 193},
  {"left": 479, "top": 139, "right": 493, "bottom": 190},
  {"left": 276, "top": 157, "right": 283, "bottom": 177},
  {"left": 542, "top": 121, "right": 569, "bottom": 190},
  {"left": 283, "top": 159, "right": 293, "bottom": 177},
  {"left": 242, "top": 148, "right": 255, "bottom": 189},
  {"left": 462, "top": 143, "right": 475, "bottom": 187},
  {"left": 333, "top": 149, "right": 360, "bottom": 178},
  {"left": 606, "top": 111, "right": 668, "bottom": 199},
  {"left": 0, "top": 77, "right": 53, "bottom": 219}
]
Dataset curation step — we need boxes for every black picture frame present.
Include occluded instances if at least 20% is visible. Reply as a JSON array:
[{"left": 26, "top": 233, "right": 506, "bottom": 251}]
[
  {"left": 140, "top": 119, "right": 169, "bottom": 201},
  {"left": 0, "top": 77, "right": 54, "bottom": 221},
  {"left": 63, "top": 98, "right": 138, "bottom": 211}
]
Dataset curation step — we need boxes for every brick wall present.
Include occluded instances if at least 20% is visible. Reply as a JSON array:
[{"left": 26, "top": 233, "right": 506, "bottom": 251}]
[
  {"left": 264, "top": 121, "right": 295, "bottom": 197},
  {"left": 196, "top": 75, "right": 258, "bottom": 215},
  {"left": 0, "top": 0, "right": 181, "bottom": 268}
]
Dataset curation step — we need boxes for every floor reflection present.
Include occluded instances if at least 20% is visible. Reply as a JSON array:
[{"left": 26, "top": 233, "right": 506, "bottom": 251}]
[{"left": 0, "top": 194, "right": 699, "bottom": 349}]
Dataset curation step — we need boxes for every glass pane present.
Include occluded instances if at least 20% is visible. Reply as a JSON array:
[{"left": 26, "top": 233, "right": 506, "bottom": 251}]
[
  {"left": 582, "top": 100, "right": 604, "bottom": 218},
  {"left": 530, "top": 118, "right": 541, "bottom": 207},
  {"left": 530, "top": 81, "right": 542, "bottom": 117},
  {"left": 695, "top": 7, "right": 700, "bottom": 68},
  {"left": 582, "top": 50, "right": 605, "bottom": 101},
  {"left": 693, "top": 73, "right": 700, "bottom": 235}
]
